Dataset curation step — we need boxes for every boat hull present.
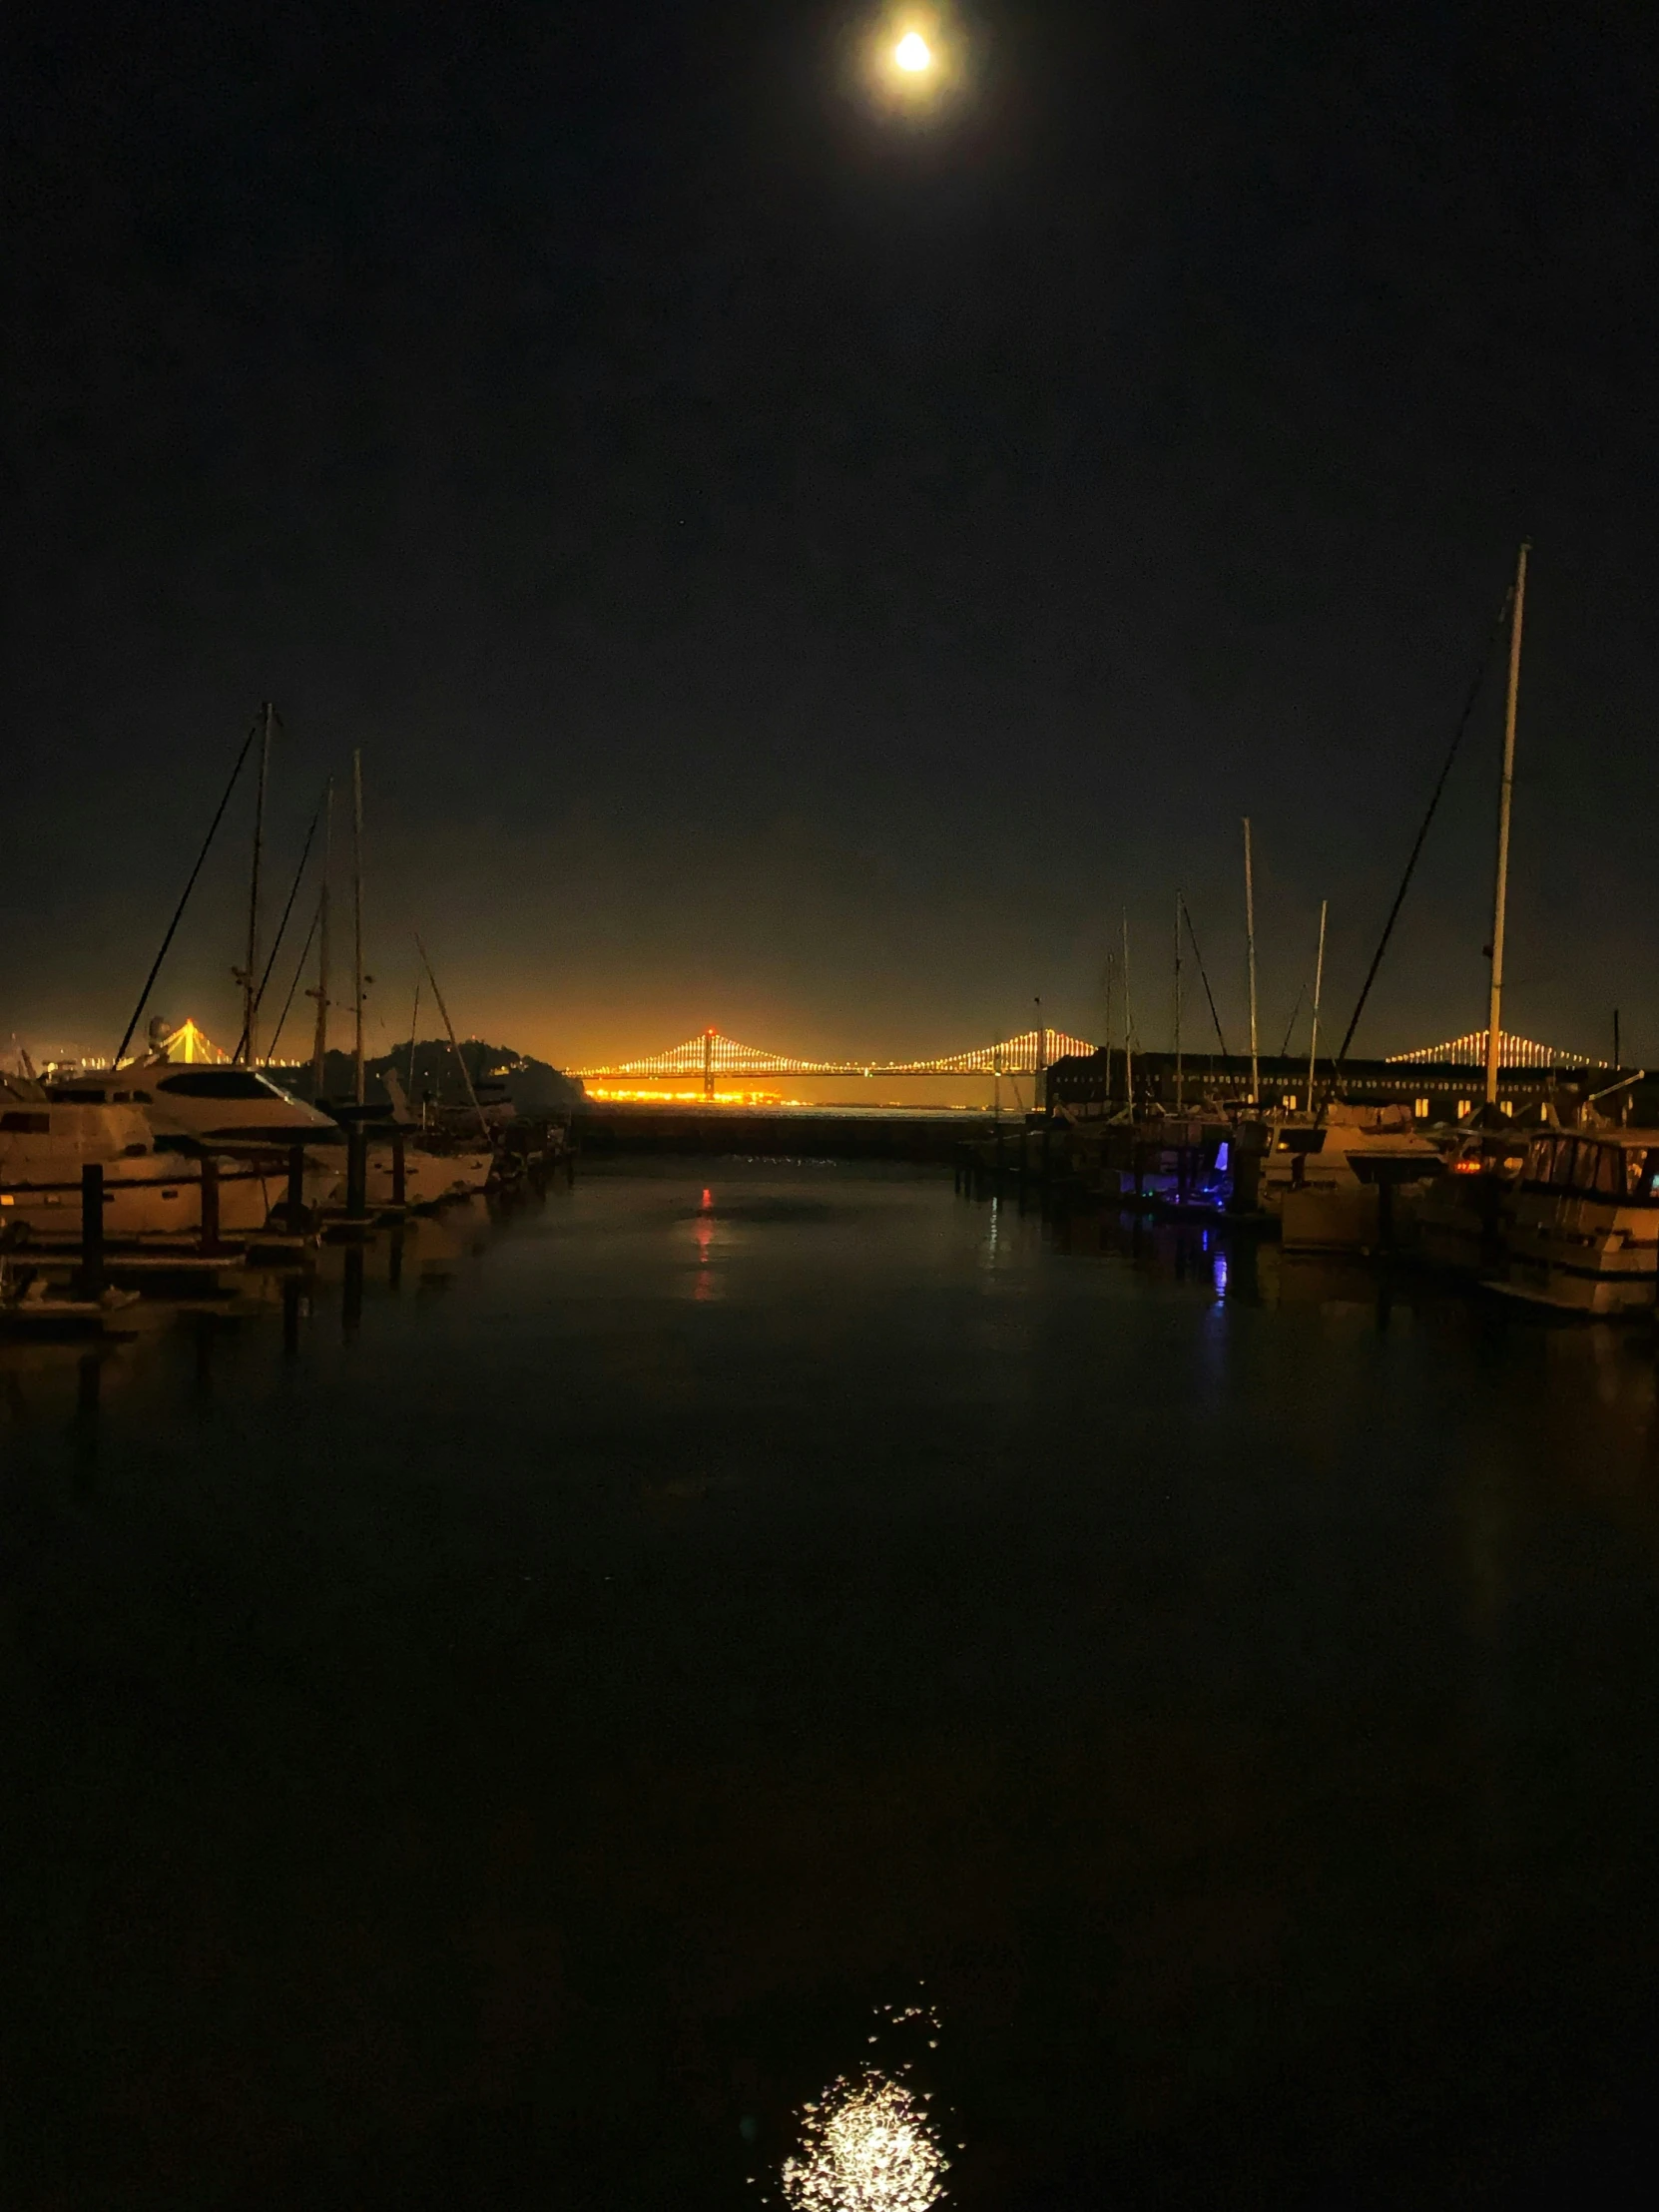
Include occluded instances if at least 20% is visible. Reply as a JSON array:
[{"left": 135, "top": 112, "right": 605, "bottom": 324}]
[
  {"left": 1483, "top": 1262, "right": 1657, "bottom": 1317},
  {"left": 364, "top": 1145, "right": 493, "bottom": 1210},
  {"left": 1486, "top": 1133, "right": 1659, "bottom": 1315},
  {"left": 0, "top": 1161, "right": 337, "bottom": 1241}
]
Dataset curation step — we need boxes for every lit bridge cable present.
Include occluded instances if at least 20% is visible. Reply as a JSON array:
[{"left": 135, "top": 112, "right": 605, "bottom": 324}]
[{"left": 573, "top": 1026, "right": 1101, "bottom": 1091}]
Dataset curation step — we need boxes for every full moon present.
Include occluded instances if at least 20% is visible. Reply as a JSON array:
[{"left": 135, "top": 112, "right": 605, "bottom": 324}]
[{"left": 894, "top": 31, "right": 932, "bottom": 72}]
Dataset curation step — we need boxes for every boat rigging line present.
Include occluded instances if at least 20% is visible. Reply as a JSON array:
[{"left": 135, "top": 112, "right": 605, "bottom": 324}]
[
  {"left": 1180, "top": 896, "right": 1232, "bottom": 1066},
  {"left": 414, "top": 932, "right": 491, "bottom": 1140},
  {"left": 233, "top": 793, "right": 323, "bottom": 1065},
  {"left": 1334, "top": 577, "right": 1515, "bottom": 1070},
  {"left": 1278, "top": 984, "right": 1305, "bottom": 1060},
  {"left": 236, "top": 703, "right": 275, "bottom": 1065},
  {"left": 113, "top": 715, "right": 262, "bottom": 1067},
  {"left": 263, "top": 894, "right": 323, "bottom": 1068}
]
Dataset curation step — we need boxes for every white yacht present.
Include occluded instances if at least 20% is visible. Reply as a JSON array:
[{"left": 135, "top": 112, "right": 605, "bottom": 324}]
[
  {"left": 1489, "top": 1126, "right": 1659, "bottom": 1315},
  {"left": 1, "top": 1077, "right": 312, "bottom": 1238},
  {"left": 48, "top": 1061, "right": 340, "bottom": 1149},
  {"left": 1261, "top": 1103, "right": 1447, "bottom": 1253}
]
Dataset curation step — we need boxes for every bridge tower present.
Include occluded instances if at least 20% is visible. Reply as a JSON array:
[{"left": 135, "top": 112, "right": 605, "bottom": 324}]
[{"left": 703, "top": 1026, "right": 715, "bottom": 1101}]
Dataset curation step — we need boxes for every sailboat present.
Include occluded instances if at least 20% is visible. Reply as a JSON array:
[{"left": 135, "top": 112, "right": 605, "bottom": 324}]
[
  {"left": 371, "top": 1068, "right": 493, "bottom": 1207},
  {"left": 60, "top": 704, "right": 346, "bottom": 1215},
  {"left": 1415, "top": 543, "right": 1659, "bottom": 1313}
]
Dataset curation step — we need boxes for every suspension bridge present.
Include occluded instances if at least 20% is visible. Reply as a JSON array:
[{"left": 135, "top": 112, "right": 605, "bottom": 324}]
[{"left": 573, "top": 1026, "right": 1099, "bottom": 1098}]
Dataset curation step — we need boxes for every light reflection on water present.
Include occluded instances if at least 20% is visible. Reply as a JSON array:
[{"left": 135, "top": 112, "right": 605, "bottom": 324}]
[
  {"left": 778, "top": 2071, "right": 947, "bottom": 2210},
  {"left": 768, "top": 2000, "right": 951, "bottom": 2211},
  {"left": 12, "top": 1165, "right": 1659, "bottom": 2204}
]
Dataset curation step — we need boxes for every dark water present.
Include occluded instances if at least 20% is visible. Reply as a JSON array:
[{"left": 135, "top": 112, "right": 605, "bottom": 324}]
[{"left": 7, "top": 1161, "right": 1659, "bottom": 2208}]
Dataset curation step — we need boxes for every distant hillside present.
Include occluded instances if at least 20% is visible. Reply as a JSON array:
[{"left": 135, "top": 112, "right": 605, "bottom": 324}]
[{"left": 282, "top": 1039, "right": 584, "bottom": 1113}]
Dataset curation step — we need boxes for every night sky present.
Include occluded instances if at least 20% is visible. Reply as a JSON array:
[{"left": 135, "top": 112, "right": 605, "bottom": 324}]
[{"left": 5, "top": 1, "right": 1656, "bottom": 1071}]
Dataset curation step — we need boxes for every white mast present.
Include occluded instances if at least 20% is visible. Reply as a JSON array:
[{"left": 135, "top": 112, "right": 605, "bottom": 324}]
[
  {"left": 352, "top": 748, "right": 366, "bottom": 1106},
  {"left": 309, "top": 778, "right": 332, "bottom": 1096},
  {"left": 240, "top": 701, "right": 273, "bottom": 1065},
  {"left": 1173, "top": 887, "right": 1183, "bottom": 1111},
  {"left": 1243, "top": 817, "right": 1260, "bottom": 1103},
  {"left": 1485, "top": 540, "right": 1530, "bottom": 1107},
  {"left": 1103, "top": 953, "right": 1114, "bottom": 1108},
  {"left": 1121, "top": 911, "right": 1134, "bottom": 1113},
  {"left": 1308, "top": 898, "right": 1328, "bottom": 1105}
]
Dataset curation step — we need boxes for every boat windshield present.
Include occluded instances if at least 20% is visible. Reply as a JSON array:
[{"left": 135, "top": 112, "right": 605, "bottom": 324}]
[
  {"left": 1525, "top": 1134, "right": 1659, "bottom": 1203},
  {"left": 155, "top": 1071, "right": 291, "bottom": 1100},
  {"left": 1274, "top": 1129, "right": 1325, "bottom": 1154}
]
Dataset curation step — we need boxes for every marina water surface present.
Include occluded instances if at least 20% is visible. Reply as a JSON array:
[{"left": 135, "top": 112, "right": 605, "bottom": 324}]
[{"left": 7, "top": 1161, "right": 1659, "bottom": 2207}]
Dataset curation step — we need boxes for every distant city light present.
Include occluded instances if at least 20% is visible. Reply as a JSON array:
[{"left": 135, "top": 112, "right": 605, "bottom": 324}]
[{"left": 894, "top": 31, "right": 931, "bottom": 71}]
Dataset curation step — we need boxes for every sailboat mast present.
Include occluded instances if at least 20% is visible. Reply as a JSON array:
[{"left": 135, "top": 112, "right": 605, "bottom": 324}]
[
  {"left": 1308, "top": 897, "right": 1328, "bottom": 1104},
  {"left": 416, "top": 933, "right": 490, "bottom": 1140},
  {"left": 1121, "top": 912, "right": 1134, "bottom": 1113},
  {"left": 310, "top": 778, "right": 332, "bottom": 1096},
  {"left": 1485, "top": 540, "right": 1530, "bottom": 1107},
  {"left": 1243, "top": 817, "right": 1260, "bottom": 1104},
  {"left": 352, "top": 748, "right": 365, "bottom": 1106},
  {"left": 242, "top": 701, "right": 273, "bottom": 1065},
  {"left": 1103, "top": 953, "right": 1114, "bottom": 1107},
  {"left": 1173, "top": 887, "right": 1183, "bottom": 1111}
]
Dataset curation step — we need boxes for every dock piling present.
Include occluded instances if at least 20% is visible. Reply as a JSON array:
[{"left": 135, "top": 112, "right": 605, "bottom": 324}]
[
  {"left": 345, "top": 1123, "right": 369, "bottom": 1224},
  {"left": 199, "top": 1154, "right": 223, "bottom": 1256},
  {"left": 80, "top": 1164, "right": 105, "bottom": 1300}
]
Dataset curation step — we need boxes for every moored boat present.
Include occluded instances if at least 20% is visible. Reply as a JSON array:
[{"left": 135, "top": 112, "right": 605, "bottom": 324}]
[
  {"left": 1487, "top": 1126, "right": 1659, "bottom": 1315},
  {"left": 1413, "top": 1122, "right": 1530, "bottom": 1275},
  {"left": 1261, "top": 1103, "right": 1446, "bottom": 1253},
  {"left": 46, "top": 1060, "right": 341, "bottom": 1150},
  {"left": 1, "top": 1075, "right": 321, "bottom": 1238},
  {"left": 364, "top": 1134, "right": 494, "bottom": 1210}
]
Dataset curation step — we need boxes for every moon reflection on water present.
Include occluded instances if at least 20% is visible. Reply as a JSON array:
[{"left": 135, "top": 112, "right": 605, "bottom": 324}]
[
  {"left": 780, "top": 2071, "right": 947, "bottom": 2210},
  {"left": 772, "top": 2000, "right": 951, "bottom": 2210}
]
